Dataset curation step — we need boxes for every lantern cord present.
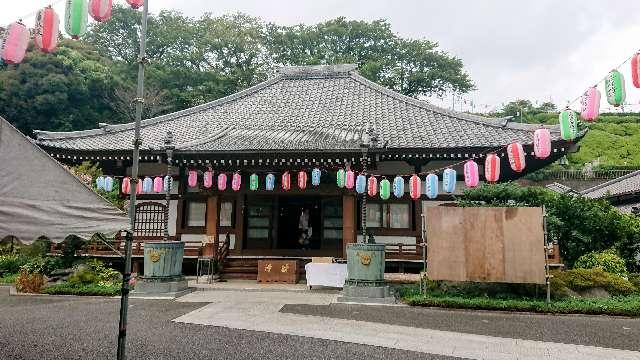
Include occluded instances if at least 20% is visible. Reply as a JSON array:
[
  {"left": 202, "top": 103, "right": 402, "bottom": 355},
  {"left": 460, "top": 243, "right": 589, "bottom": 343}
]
[{"left": 1, "top": 0, "right": 66, "bottom": 27}]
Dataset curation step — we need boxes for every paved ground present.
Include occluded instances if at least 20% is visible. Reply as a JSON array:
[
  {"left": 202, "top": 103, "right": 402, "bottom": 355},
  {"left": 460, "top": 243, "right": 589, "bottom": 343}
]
[{"left": 0, "top": 286, "right": 451, "bottom": 360}]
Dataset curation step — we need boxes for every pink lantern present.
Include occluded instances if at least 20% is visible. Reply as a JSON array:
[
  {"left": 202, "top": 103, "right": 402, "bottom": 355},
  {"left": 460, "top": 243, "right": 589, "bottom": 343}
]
[
  {"left": 409, "top": 174, "right": 421, "bottom": 200},
  {"left": 126, "top": 0, "right": 144, "bottom": 9},
  {"left": 1, "top": 22, "right": 30, "bottom": 64},
  {"left": 533, "top": 128, "right": 551, "bottom": 159},
  {"left": 485, "top": 154, "right": 500, "bottom": 183},
  {"left": 507, "top": 143, "right": 526, "bottom": 172},
  {"left": 217, "top": 173, "right": 227, "bottom": 191},
  {"left": 153, "top": 177, "right": 163, "bottom": 193},
  {"left": 136, "top": 179, "right": 143, "bottom": 195},
  {"left": 203, "top": 169, "right": 213, "bottom": 189},
  {"left": 580, "top": 87, "right": 600, "bottom": 122},
  {"left": 345, "top": 170, "right": 355, "bottom": 189},
  {"left": 34, "top": 6, "right": 60, "bottom": 53},
  {"left": 232, "top": 173, "right": 242, "bottom": 191},
  {"left": 89, "top": 0, "right": 113, "bottom": 22},
  {"left": 463, "top": 160, "right": 479, "bottom": 188},
  {"left": 121, "top": 177, "right": 131, "bottom": 194},
  {"left": 298, "top": 171, "right": 308, "bottom": 190},
  {"left": 367, "top": 176, "right": 378, "bottom": 197},
  {"left": 632, "top": 53, "right": 640, "bottom": 89},
  {"left": 282, "top": 172, "right": 291, "bottom": 191},
  {"left": 188, "top": 170, "right": 198, "bottom": 188}
]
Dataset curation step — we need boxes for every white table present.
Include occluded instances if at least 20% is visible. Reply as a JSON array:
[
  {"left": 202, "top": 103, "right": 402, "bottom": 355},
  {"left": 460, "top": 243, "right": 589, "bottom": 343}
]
[{"left": 305, "top": 263, "right": 348, "bottom": 288}]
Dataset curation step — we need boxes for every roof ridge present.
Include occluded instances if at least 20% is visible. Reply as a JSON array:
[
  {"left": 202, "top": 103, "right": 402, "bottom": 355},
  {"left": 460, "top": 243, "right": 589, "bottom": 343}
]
[{"left": 581, "top": 169, "right": 640, "bottom": 195}]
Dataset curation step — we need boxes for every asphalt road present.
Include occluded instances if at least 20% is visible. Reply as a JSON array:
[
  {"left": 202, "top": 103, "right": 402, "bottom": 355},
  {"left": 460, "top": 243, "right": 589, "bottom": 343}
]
[{"left": 0, "top": 287, "right": 459, "bottom": 360}]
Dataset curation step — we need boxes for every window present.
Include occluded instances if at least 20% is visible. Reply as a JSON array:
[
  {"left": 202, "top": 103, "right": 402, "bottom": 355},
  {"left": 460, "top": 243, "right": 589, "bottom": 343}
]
[
  {"left": 185, "top": 201, "right": 206, "bottom": 227},
  {"left": 219, "top": 201, "right": 234, "bottom": 227},
  {"left": 364, "top": 202, "right": 411, "bottom": 229}
]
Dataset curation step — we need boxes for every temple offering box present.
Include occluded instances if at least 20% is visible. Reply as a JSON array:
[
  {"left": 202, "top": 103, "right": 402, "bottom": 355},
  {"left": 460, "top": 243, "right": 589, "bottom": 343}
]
[{"left": 257, "top": 260, "right": 299, "bottom": 283}]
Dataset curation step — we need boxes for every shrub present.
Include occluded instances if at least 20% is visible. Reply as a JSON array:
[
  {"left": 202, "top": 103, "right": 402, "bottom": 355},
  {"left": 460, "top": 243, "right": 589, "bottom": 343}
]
[
  {"left": 551, "top": 268, "right": 637, "bottom": 297},
  {"left": 20, "top": 257, "right": 64, "bottom": 275},
  {"left": 82, "top": 259, "right": 121, "bottom": 286},
  {"left": 0, "top": 273, "right": 19, "bottom": 284},
  {"left": 628, "top": 273, "right": 640, "bottom": 292},
  {"left": 0, "top": 255, "right": 29, "bottom": 274},
  {"left": 15, "top": 270, "right": 46, "bottom": 293},
  {"left": 574, "top": 249, "right": 628, "bottom": 277},
  {"left": 19, "top": 238, "right": 51, "bottom": 257},
  {"left": 42, "top": 283, "right": 120, "bottom": 296}
]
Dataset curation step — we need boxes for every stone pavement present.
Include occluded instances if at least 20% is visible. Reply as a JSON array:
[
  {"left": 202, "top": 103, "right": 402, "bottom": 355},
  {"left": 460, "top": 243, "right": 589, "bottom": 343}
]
[{"left": 174, "top": 289, "right": 640, "bottom": 360}]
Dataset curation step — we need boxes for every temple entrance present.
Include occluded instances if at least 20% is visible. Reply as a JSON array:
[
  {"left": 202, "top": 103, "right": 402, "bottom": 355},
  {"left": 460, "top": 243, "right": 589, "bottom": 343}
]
[{"left": 276, "top": 196, "right": 322, "bottom": 250}]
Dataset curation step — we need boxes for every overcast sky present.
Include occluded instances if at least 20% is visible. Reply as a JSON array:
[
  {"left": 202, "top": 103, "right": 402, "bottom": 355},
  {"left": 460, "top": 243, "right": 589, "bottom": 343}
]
[{"left": 3, "top": 0, "right": 640, "bottom": 113}]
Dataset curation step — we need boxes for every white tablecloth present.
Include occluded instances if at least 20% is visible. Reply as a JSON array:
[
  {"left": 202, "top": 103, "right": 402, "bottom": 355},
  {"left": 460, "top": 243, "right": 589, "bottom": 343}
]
[{"left": 305, "top": 263, "right": 348, "bottom": 288}]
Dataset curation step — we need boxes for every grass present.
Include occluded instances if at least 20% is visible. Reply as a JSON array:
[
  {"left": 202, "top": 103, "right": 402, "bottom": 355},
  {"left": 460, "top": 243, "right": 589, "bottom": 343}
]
[
  {"left": 42, "top": 283, "right": 120, "bottom": 296},
  {"left": 402, "top": 292, "right": 640, "bottom": 317},
  {"left": 0, "top": 272, "right": 19, "bottom": 284}
]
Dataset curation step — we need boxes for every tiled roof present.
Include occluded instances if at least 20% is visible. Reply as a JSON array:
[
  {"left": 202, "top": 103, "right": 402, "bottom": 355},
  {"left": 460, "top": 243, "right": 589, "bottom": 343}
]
[
  {"left": 35, "top": 64, "right": 565, "bottom": 153},
  {"left": 581, "top": 170, "right": 640, "bottom": 199},
  {"left": 616, "top": 201, "right": 640, "bottom": 214},
  {"left": 545, "top": 182, "right": 577, "bottom": 195}
]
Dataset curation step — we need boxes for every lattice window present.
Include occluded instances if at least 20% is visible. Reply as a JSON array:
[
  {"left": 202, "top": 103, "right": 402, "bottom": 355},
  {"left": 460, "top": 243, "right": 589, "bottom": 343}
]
[{"left": 134, "top": 202, "right": 166, "bottom": 238}]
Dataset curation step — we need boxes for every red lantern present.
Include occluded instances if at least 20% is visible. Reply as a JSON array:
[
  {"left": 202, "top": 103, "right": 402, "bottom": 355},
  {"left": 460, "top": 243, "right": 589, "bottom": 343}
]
[
  {"left": 282, "top": 172, "right": 291, "bottom": 191},
  {"left": 632, "top": 53, "right": 640, "bottom": 89},
  {"left": 188, "top": 170, "right": 198, "bottom": 188},
  {"left": 203, "top": 169, "right": 213, "bottom": 188},
  {"left": 126, "top": 0, "right": 144, "bottom": 9},
  {"left": 121, "top": 177, "right": 131, "bottom": 194},
  {"left": 89, "top": 0, "right": 113, "bottom": 22},
  {"left": 232, "top": 172, "right": 242, "bottom": 191},
  {"left": 367, "top": 176, "right": 378, "bottom": 197},
  {"left": 1, "top": 22, "right": 30, "bottom": 64},
  {"left": 507, "top": 143, "right": 526, "bottom": 172},
  {"left": 409, "top": 175, "right": 421, "bottom": 200},
  {"left": 485, "top": 154, "right": 500, "bottom": 183},
  {"left": 345, "top": 170, "right": 355, "bottom": 189},
  {"left": 298, "top": 171, "right": 308, "bottom": 190},
  {"left": 34, "top": 6, "right": 60, "bottom": 53},
  {"left": 136, "top": 178, "right": 143, "bottom": 195}
]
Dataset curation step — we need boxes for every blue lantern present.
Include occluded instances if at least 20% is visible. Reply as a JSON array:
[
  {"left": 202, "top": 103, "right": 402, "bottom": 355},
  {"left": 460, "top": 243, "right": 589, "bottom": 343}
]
[
  {"left": 393, "top": 176, "right": 404, "bottom": 198},
  {"left": 163, "top": 175, "right": 172, "bottom": 192},
  {"left": 96, "top": 176, "right": 105, "bottom": 190},
  {"left": 266, "top": 173, "right": 276, "bottom": 191},
  {"left": 104, "top": 176, "right": 113, "bottom": 192},
  {"left": 442, "top": 168, "right": 456, "bottom": 194},
  {"left": 425, "top": 174, "right": 438, "bottom": 199},
  {"left": 355, "top": 174, "right": 366, "bottom": 194},
  {"left": 142, "top": 177, "right": 153, "bottom": 193},
  {"left": 312, "top": 168, "right": 321, "bottom": 186}
]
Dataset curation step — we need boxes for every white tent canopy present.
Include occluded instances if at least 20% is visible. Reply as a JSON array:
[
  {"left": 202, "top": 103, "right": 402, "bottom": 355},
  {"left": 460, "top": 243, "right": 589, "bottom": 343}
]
[{"left": 0, "top": 117, "right": 129, "bottom": 243}]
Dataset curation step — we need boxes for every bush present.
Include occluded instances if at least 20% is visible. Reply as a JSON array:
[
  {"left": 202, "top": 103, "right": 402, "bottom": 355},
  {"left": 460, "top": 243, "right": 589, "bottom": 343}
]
[
  {"left": 43, "top": 283, "right": 120, "bottom": 296},
  {"left": 82, "top": 259, "right": 121, "bottom": 286},
  {"left": 15, "top": 271, "right": 46, "bottom": 293},
  {"left": 628, "top": 273, "right": 640, "bottom": 291},
  {"left": 574, "top": 249, "right": 628, "bottom": 277},
  {"left": 551, "top": 268, "right": 637, "bottom": 297},
  {"left": 20, "top": 257, "right": 64, "bottom": 275},
  {"left": 19, "top": 238, "right": 52, "bottom": 258},
  {"left": 0, "top": 273, "right": 19, "bottom": 284},
  {"left": 0, "top": 255, "right": 29, "bottom": 274}
]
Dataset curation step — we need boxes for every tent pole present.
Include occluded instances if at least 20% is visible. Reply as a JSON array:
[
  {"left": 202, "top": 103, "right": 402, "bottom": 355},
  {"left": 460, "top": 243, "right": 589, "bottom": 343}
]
[{"left": 118, "top": 1, "right": 149, "bottom": 359}]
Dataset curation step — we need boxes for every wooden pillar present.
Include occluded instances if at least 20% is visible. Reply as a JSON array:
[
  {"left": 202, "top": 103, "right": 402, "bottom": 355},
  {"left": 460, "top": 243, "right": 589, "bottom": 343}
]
[
  {"left": 205, "top": 196, "right": 219, "bottom": 257},
  {"left": 342, "top": 194, "right": 356, "bottom": 259}
]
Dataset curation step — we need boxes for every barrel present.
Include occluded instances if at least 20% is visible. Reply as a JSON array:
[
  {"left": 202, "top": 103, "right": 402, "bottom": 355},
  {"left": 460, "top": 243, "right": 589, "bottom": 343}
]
[
  {"left": 345, "top": 243, "right": 385, "bottom": 285},
  {"left": 143, "top": 242, "right": 184, "bottom": 278}
]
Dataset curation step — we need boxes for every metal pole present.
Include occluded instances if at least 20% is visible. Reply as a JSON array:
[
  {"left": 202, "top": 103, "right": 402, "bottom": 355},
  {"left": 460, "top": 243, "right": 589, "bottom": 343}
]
[
  {"left": 543, "top": 206, "right": 551, "bottom": 304},
  {"left": 421, "top": 213, "right": 427, "bottom": 295},
  {"left": 360, "top": 152, "right": 368, "bottom": 243},
  {"left": 118, "top": 1, "right": 149, "bottom": 359},
  {"left": 164, "top": 132, "right": 174, "bottom": 242}
]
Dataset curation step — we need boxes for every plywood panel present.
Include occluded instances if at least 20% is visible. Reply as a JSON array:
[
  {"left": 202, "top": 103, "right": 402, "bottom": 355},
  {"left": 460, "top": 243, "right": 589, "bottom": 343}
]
[
  {"left": 503, "top": 207, "right": 546, "bottom": 283},
  {"left": 426, "top": 207, "right": 466, "bottom": 281}
]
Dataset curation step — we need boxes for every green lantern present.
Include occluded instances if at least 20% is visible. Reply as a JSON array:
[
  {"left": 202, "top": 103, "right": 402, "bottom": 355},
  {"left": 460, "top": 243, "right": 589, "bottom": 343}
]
[
  {"left": 379, "top": 178, "right": 390, "bottom": 200},
  {"left": 559, "top": 109, "right": 578, "bottom": 141},
  {"left": 605, "top": 69, "right": 626, "bottom": 107},
  {"left": 336, "top": 169, "right": 346, "bottom": 188},
  {"left": 250, "top": 173, "right": 259, "bottom": 191},
  {"left": 65, "top": 0, "right": 88, "bottom": 39}
]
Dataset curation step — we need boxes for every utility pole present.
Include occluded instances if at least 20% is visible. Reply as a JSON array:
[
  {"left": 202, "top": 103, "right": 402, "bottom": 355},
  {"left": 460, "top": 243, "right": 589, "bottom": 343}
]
[{"left": 117, "top": 1, "right": 149, "bottom": 359}]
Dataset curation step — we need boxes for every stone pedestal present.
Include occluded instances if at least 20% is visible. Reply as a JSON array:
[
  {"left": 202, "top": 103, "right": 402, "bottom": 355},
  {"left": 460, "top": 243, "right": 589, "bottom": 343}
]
[
  {"left": 132, "top": 241, "right": 191, "bottom": 299},
  {"left": 337, "top": 243, "right": 395, "bottom": 304}
]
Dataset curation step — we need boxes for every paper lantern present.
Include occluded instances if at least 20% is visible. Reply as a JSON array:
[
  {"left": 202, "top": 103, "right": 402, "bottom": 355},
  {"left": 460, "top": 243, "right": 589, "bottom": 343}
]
[
  {"left": 1, "top": 22, "right": 29, "bottom": 64},
  {"left": 203, "top": 170, "right": 213, "bottom": 189},
  {"left": 121, "top": 177, "right": 131, "bottom": 194},
  {"left": 89, "top": 0, "right": 112, "bottom": 22},
  {"left": 409, "top": 174, "right": 421, "bottom": 200},
  {"left": 232, "top": 173, "right": 242, "bottom": 191},
  {"left": 425, "top": 174, "right": 438, "bottom": 199},
  {"left": 633, "top": 53, "right": 640, "bottom": 89},
  {"left": 96, "top": 176, "right": 105, "bottom": 190},
  {"left": 580, "top": 87, "right": 600, "bottom": 122},
  {"left": 217, "top": 173, "right": 227, "bottom": 191},
  {"left": 380, "top": 178, "right": 391, "bottom": 200},
  {"left": 559, "top": 110, "right": 579, "bottom": 142},
  {"left": 250, "top": 173, "right": 259, "bottom": 191},
  {"left": 298, "top": 171, "right": 308, "bottom": 190},
  {"left": 463, "top": 161, "right": 479, "bottom": 188},
  {"left": 367, "top": 176, "right": 378, "bottom": 197},
  {"left": 605, "top": 69, "right": 626, "bottom": 107},
  {"left": 266, "top": 174, "right": 275, "bottom": 191},
  {"left": 442, "top": 169, "right": 457, "bottom": 194},
  {"left": 126, "top": 0, "right": 144, "bottom": 9},
  {"left": 136, "top": 179, "right": 143, "bottom": 195},
  {"left": 142, "top": 177, "right": 153, "bottom": 193},
  {"left": 393, "top": 176, "right": 404, "bottom": 198},
  {"left": 104, "top": 176, "right": 114, "bottom": 192},
  {"left": 485, "top": 154, "right": 500, "bottom": 183},
  {"left": 34, "top": 6, "right": 60, "bottom": 53},
  {"left": 153, "top": 177, "right": 163, "bottom": 193},
  {"left": 336, "top": 169, "right": 346, "bottom": 188},
  {"left": 507, "top": 143, "right": 526, "bottom": 172},
  {"left": 163, "top": 176, "right": 172, "bottom": 192},
  {"left": 533, "top": 128, "right": 551, "bottom": 159},
  {"left": 187, "top": 170, "right": 198, "bottom": 188},
  {"left": 345, "top": 170, "right": 355, "bottom": 189},
  {"left": 65, "top": 0, "right": 89, "bottom": 39},
  {"left": 282, "top": 172, "right": 291, "bottom": 191},
  {"left": 311, "top": 168, "right": 321, "bottom": 186},
  {"left": 355, "top": 174, "right": 366, "bottom": 194}
]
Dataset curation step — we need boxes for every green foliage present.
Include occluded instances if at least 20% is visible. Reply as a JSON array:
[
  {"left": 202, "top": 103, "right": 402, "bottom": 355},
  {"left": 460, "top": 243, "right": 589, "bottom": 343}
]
[
  {"left": 0, "top": 255, "right": 30, "bottom": 274},
  {"left": 461, "top": 183, "right": 640, "bottom": 270},
  {"left": 19, "top": 238, "right": 52, "bottom": 258},
  {"left": 629, "top": 273, "right": 640, "bottom": 290},
  {"left": 80, "top": 259, "right": 122, "bottom": 286},
  {"left": 0, "top": 273, "right": 19, "bottom": 284},
  {"left": 70, "top": 162, "right": 125, "bottom": 210},
  {"left": 43, "top": 283, "right": 120, "bottom": 296},
  {"left": 551, "top": 269, "right": 637, "bottom": 297},
  {"left": 20, "top": 257, "right": 64, "bottom": 276},
  {"left": 574, "top": 249, "right": 628, "bottom": 278}
]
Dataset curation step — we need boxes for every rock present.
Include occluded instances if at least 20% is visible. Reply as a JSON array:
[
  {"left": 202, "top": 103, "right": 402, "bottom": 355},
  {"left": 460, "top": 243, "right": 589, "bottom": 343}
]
[
  {"left": 50, "top": 268, "right": 73, "bottom": 276},
  {"left": 577, "top": 287, "right": 611, "bottom": 299}
]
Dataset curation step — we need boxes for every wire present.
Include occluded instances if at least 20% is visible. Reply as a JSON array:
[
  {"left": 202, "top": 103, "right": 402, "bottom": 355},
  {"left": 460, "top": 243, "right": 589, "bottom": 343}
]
[{"left": 1, "top": 0, "right": 66, "bottom": 27}]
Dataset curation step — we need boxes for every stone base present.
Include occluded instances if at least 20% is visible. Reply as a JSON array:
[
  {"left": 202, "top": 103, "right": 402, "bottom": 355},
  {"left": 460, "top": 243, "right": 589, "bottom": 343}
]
[
  {"left": 336, "top": 284, "right": 396, "bottom": 304},
  {"left": 131, "top": 276, "right": 191, "bottom": 299}
]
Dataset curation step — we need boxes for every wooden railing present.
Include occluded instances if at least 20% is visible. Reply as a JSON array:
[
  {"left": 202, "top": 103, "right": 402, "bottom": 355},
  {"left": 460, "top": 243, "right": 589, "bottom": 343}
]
[
  {"left": 50, "top": 237, "right": 203, "bottom": 258},
  {"left": 385, "top": 243, "right": 423, "bottom": 260}
]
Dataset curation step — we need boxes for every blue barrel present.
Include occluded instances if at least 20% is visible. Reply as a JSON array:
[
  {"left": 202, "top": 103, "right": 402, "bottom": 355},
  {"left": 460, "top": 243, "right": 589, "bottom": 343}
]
[{"left": 143, "top": 242, "right": 184, "bottom": 278}]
